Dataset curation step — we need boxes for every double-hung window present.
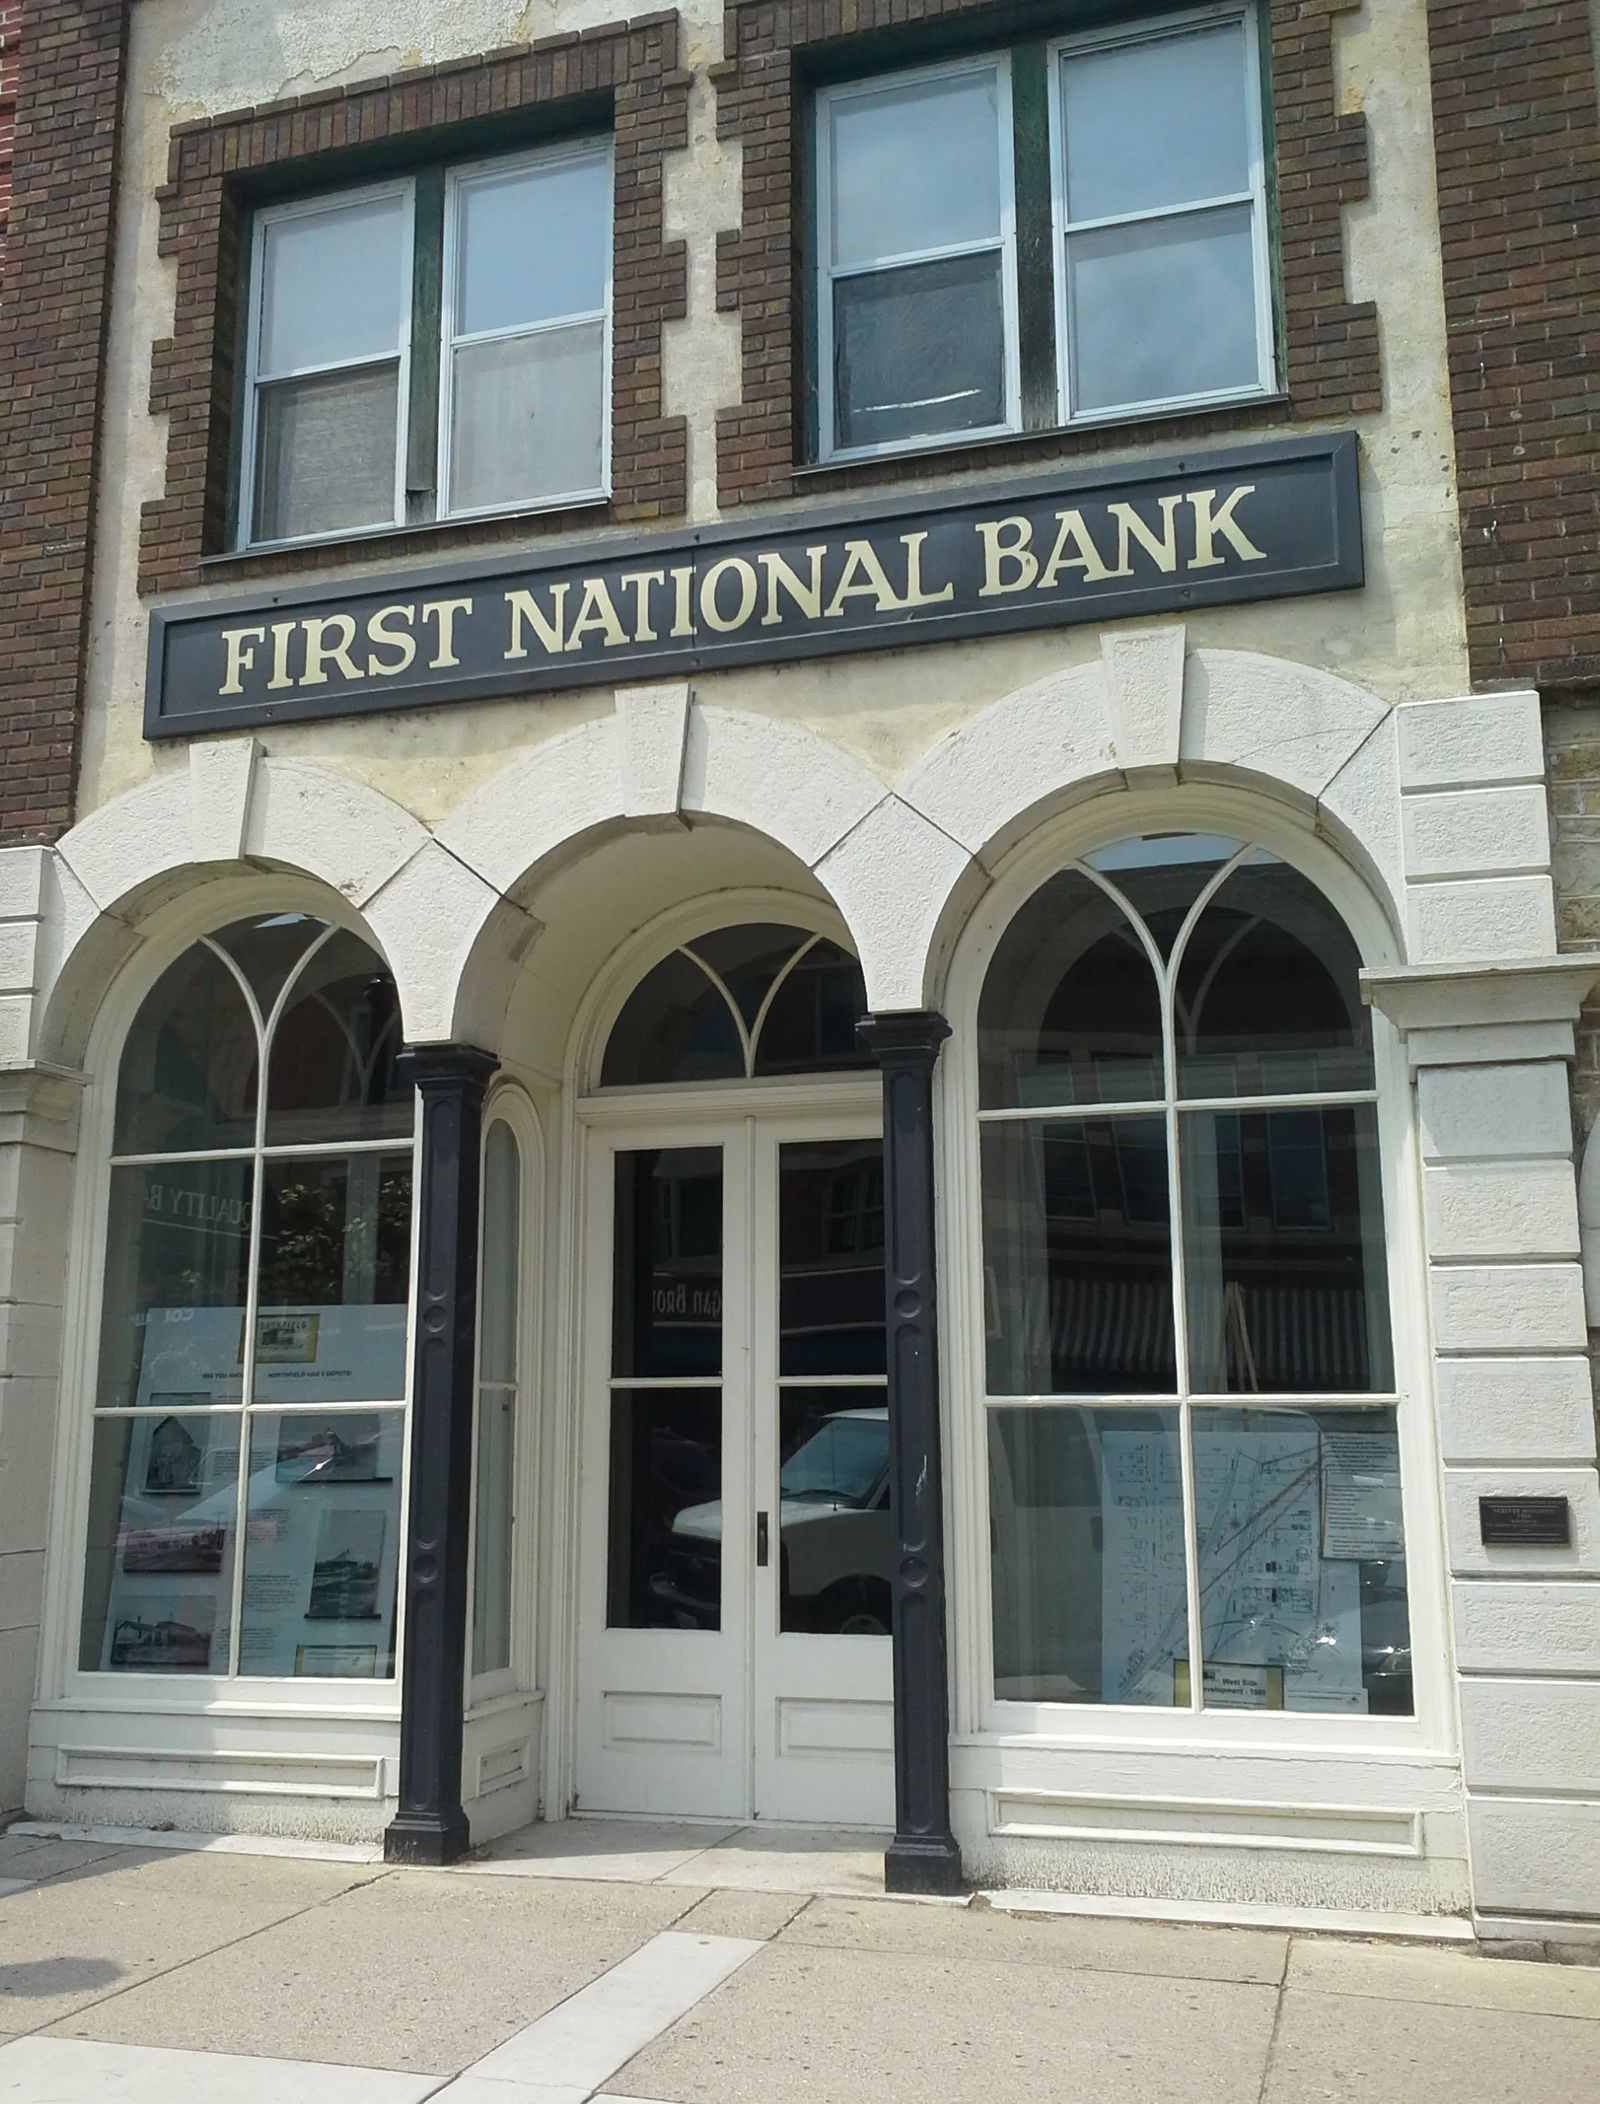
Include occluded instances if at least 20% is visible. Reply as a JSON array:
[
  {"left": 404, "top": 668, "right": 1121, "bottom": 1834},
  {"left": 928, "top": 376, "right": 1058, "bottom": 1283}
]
[
  {"left": 813, "top": 5, "right": 1273, "bottom": 464},
  {"left": 239, "top": 138, "right": 613, "bottom": 550}
]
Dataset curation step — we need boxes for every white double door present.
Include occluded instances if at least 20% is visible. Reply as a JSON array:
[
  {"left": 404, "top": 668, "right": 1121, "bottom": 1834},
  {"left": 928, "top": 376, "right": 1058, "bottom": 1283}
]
[{"left": 576, "top": 1105, "right": 894, "bottom": 1827}]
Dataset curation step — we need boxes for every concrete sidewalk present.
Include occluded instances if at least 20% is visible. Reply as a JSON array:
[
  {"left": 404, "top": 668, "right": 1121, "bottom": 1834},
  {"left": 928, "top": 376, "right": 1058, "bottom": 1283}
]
[{"left": 2, "top": 1831, "right": 1599, "bottom": 2102}]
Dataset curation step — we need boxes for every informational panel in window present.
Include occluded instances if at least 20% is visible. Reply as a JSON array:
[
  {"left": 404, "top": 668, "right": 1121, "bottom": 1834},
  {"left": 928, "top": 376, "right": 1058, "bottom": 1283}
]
[
  {"left": 1101, "top": 1423, "right": 1384, "bottom": 1713},
  {"left": 134, "top": 1304, "right": 407, "bottom": 1409}
]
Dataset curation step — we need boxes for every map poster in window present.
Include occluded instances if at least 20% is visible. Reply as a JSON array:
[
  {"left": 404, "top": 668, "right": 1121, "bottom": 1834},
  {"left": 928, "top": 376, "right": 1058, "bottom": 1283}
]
[{"left": 135, "top": 1305, "right": 406, "bottom": 1410}]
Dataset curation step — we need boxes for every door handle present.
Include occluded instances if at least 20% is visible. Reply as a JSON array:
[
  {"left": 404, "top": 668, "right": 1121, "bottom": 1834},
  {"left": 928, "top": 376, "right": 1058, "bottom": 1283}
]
[{"left": 756, "top": 1510, "right": 770, "bottom": 1567}]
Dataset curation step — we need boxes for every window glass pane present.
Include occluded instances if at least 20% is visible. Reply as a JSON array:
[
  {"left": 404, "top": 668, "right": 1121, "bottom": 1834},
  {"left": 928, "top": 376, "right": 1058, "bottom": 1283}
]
[
  {"left": 608, "top": 1387, "right": 722, "bottom": 1629},
  {"left": 239, "top": 1411, "right": 404, "bottom": 1677},
  {"left": 474, "top": 1385, "right": 515, "bottom": 1676},
  {"left": 213, "top": 915, "right": 328, "bottom": 1020},
  {"left": 612, "top": 1147, "right": 722, "bottom": 1378},
  {"left": 989, "top": 1406, "right": 1186, "bottom": 1704},
  {"left": 1060, "top": 23, "right": 1250, "bottom": 224},
  {"left": 258, "top": 193, "right": 407, "bottom": 375},
  {"left": 1175, "top": 857, "right": 1373, "bottom": 1097},
  {"left": 448, "top": 320, "right": 606, "bottom": 512},
  {"left": 778, "top": 1389, "right": 892, "bottom": 1634},
  {"left": 79, "top": 1413, "right": 240, "bottom": 1673},
  {"left": 1181, "top": 1104, "right": 1393, "bottom": 1394},
  {"left": 456, "top": 151, "right": 610, "bottom": 335},
  {"left": 686, "top": 925, "right": 806, "bottom": 1029},
  {"left": 981, "top": 1118, "right": 1175, "bottom": 1396},
  {"left": 780, "top": 1139, "right": 885, "bottom": 1376},
  {"left": 1067, "top": 202, "right": 1259, "bottom": 413},
  {"left": 830, "top": 67, "right": 1004, "bottom": 268},
  {"left": 754, "top": 941, "right": 873, "bottom": 1076},
  {"left": 834, "top": 250, "right": 1006, "bottom": 450},
  {"left": 254, "top": 1155, "right": 412, "bottom": 1403},
  {"left": 601, "top": 953, "right": 743, "bottom": 1086},
  {"left": 480, "top": 1123, "right": 521, "bottom": 1387},
  {"left": 978, "top": 869, "right": 1160, "bottom": 1111},
  {"left": 1083, "top": 835, "right": 1242, "bottom": 958},
  {"left": 1193, "top": 1407, "right": 1411, "bottom": 1714},
  {"left": 97, "top": 1162, "right": 254, "bottom": 1411},
  {"left": 114, "top": 944, "right": 257, "bottom": 1155},
  {"left": 266, "top": 931, "right": 410, "bottom": 1146},
  {"left": 253, "top": 364, "right": 400, "bottom": 544}
]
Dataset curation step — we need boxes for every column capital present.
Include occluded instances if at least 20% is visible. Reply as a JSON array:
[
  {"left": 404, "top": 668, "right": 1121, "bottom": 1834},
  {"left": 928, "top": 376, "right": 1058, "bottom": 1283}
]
[
  {"left": 857, "top": 1010, "right": 951, "bottom": 1065},
  {"left": 396, "top": 1042, "right": 499, "bottom": 1094},
  {"left": 1362, "top": 957, "right": 1600, "bottom": 1070}
]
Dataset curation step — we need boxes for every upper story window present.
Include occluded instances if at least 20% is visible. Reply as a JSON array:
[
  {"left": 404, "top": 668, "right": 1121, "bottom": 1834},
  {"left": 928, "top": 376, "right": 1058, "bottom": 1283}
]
[
  {"left": 239, "top": 139, "right": 613, "bottom": 550},
  {"left": 812, "top": 6, "right": 1272, "bottom": 464}
]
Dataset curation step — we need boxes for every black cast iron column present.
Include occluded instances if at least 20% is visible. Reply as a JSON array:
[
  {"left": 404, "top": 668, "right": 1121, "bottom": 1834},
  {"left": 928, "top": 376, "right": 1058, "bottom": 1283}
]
[
  {"left": 384, "top": 1042, "right": 498, "bottom": 1867},
  {"left": 857, "top": 1010, "right": 964, "bottom": 1896}
]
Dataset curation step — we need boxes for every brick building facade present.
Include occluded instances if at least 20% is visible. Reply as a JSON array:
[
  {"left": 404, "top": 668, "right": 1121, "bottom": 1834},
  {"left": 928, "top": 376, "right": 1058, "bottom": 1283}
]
[{"left": 2, "top": 0, "right": 1600, "bottom": 1944}]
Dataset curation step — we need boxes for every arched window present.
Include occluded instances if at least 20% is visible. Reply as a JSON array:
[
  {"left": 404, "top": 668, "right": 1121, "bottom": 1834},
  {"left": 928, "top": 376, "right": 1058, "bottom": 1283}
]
[
  {"left": 978, "top": 835, "right": 1410, "bottom": 1717},
  {"left": 600, "top": 924, "right": 871, "bottom": 1085},
  {"left": 79, "top": 915, "right": 414, "bottom": 1681}
]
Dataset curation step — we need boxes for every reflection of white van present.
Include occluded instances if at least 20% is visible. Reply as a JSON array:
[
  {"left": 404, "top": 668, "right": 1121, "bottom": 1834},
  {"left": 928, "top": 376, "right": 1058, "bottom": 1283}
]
[{"left": 657, "top": 1408, "right": 895, "bottom": 1635}]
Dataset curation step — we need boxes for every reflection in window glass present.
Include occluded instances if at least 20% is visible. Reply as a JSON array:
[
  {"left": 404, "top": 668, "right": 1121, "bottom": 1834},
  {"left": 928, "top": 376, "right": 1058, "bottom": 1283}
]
[
  {"left": 239, "top": 1412, "right": 405, "bottom": 1677},
  {"left": 779, "top": 1138, "right": 886, "bottom": 1376},
  {"left": 752, "top": 941, "right": 872, "bottom": 1076},
  {"left": 778, "top": 1390, "right": 892, "bottom": 1635},
  {"left": 612, "top": 1149, "right": 723, "bottom": 1380},
  {"left": 989, "top": 1407, "right": 1187, "bottom": 1704},
  {"left": 607, "top": 1388, "right": 722, "bottom": 1630},
  {"left": 1193, "top": 1408, "right": 1411, "bottom": 1715},
  {"left": 84, "top": 919, "right": 415, "bottom": 1680},
  {"left": 79, "top": 1413, "right": 240, "bottom": 1673},
  {"left": 474, "top": 1121, "right": 521, "bottom": 1680},
  {"left": 267, "top": 930, "right": 409, "bottom": 1145},
  {"left": 601, "top": 950, "right": 744, "bottom": 1088},
  {"left": 981, "top": 1118, "right": 1175, "bottom": 1396},
  {"left": 1181, "top": 1105, "right": 1392, "bottom": 1394}
]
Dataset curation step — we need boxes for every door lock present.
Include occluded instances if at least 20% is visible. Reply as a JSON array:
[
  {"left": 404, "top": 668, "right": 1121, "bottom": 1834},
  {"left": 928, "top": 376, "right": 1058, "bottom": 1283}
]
[{"left": 756, "top": 1510, "right": 770, "bottom": 1567}]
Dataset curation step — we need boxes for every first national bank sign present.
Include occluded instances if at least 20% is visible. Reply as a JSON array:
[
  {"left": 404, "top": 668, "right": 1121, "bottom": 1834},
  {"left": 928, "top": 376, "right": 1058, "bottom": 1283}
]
[{"left": 146, "top": 435, "right": 1361, "bottom": 738}]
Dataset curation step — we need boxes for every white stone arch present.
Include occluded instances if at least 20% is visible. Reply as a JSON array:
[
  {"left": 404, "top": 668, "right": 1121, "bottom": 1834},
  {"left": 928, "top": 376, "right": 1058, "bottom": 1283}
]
[
  {"left": 436, "top": 687, "right": 969, "bottom": 1038},
  {"left": 37, "top": 742, "right": 467, "bottom": 1062},
  {"left": 901, "top": 628, "right": 1407, "bottom": 1009}
]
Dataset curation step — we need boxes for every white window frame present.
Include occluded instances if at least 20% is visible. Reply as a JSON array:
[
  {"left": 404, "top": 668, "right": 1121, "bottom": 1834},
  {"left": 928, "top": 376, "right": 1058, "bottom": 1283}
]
[
  {"left": 237, "top": 178, "right": 417, "bottom": 553},
  {"left": 814, "top": 53, "right": 1022, "bottom": 467},
  {"left": 1047, "top": 3, "right": 1276, "bottom": 429},
  {"left": 438, "top": 137, "right": 615, "bottom": 522}
]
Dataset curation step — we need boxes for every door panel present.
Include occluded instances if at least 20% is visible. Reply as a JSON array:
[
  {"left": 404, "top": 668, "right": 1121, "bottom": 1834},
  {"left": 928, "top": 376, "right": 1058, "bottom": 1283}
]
[{"left": 575, "top": 1135, "right": 749, "bottom": 1817}]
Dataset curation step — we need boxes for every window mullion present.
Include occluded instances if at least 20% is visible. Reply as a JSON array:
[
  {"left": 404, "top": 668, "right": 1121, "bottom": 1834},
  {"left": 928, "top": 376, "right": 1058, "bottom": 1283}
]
[
  {"left": 227, "top": 1053, "right": 270, "bottom": 1679},
  {"left": 1162, "top": 952, "right": 1205, "bottom": 1717},
  {"left": 1010, "top": 40, "right": 1057, "bottom": 432},
  {"left": 407, "top": 167, "right": 446, "bottom": 524}
]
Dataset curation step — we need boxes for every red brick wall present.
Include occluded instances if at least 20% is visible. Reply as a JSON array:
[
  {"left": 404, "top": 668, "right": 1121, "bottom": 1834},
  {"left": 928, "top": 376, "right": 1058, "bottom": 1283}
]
[
  {"left": 0, "top": 0, "right": 128, "bottom": 844},
  {"left": 0, "top": 3, "right": 20, "bottom": 291},
  {"left": 1427, "top": 2, "right": 1600, "bottom": 693}
]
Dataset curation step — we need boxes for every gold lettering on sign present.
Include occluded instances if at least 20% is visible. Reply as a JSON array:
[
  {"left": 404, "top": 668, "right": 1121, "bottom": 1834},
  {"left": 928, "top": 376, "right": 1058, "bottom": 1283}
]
[
  {"left": 759, "top": 547, "right": 827, "bottom": 627},
  {"left": 826, "top": 539, "right": 906, "bottom": 618},
  {"left": 267, "top": 621, "right": 297, "bottom": 691},
  {"left": 569, "top": 578, "right": 630, "bottom": 649},
  {"left": 700, "top": 556, "right": 760, "bottom": 633},
  {"left": 300, "top": 614, "right": 361, "bottom": 687},
  {"left": 219, "top": 626, "right": 266, "bottom": 696},
  {"left": 899, "top": 531, "right": 956, "bottom": 608},
  {"left": 619, "top": 570, "right": 665, "bottom": 643},
  {"left": 365, "top": 604, "right": 417, "bottom": 678},
  {"left": 505, "top": 586, "right": 569, "bottom": 659},
  {"left": 1107, "top": 494, "right": 1183, "bottom": 577},
  {"left": 1038, "top": 510, "right": 1115, "bottom": 588},
  {"left": 976, "top": 517, "right": 1038, "bottom": 597},
  {"left": 1188, "top": 485, "right": 1266, "bottom": 569},
  {"left": 670, "top": 566, "right": 696, "bottom": 639},
  {"left": 421, "top": 598, "right": 473, "bottom": 669}
]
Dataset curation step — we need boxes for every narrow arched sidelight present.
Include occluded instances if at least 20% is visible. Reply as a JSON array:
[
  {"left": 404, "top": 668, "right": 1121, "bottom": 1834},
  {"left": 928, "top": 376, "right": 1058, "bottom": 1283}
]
[
  {"left": 80, "top": 915, "right": 414, "bottom": 1681},
  {"left": 977, "top": 835, "right": 1411, "bottom": 1719},
  {"left": 599, "top": 924, "right": 871, "bottom": 1086},
  {"left": 472, "top": 1117, "right": 522, "bottom": 1683}
]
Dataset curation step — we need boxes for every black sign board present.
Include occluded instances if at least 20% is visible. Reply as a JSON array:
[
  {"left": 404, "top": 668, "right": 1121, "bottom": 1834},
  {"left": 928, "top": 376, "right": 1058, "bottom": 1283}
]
[
  {"left": 146, "top": 433, "right": 1362, "bottom": 739},
  {"left": 1479, "top": 1495, "right": 1572, "bottom": 1547}
]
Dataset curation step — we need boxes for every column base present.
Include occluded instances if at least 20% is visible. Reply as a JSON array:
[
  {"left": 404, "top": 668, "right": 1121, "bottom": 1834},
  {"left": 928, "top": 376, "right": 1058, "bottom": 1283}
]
[
  {"left": 384, "top": 1807, "right": 471, "bottom": 1866},
  {"left": 884, "top": 1834, "right": 966, "bottom": 1897}
]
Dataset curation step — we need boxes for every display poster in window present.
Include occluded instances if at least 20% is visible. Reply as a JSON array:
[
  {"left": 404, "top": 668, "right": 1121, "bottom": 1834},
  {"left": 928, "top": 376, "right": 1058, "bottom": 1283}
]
[
  {"left": 236, "top": 1482, "right": 399, "bottom": 1678},
  {"left": 1100, "top": 1425, "right": 1373, "bottom": 1714},
  {"left": 99, "top": 1412, "right": 240, "bottom": 1673},
  {"left": 1320, "top": 1428, "right": 1405, "bottom": 1560},
  {"left": 133, "top": 1303, "right": 407, "bottom": 1409}
]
